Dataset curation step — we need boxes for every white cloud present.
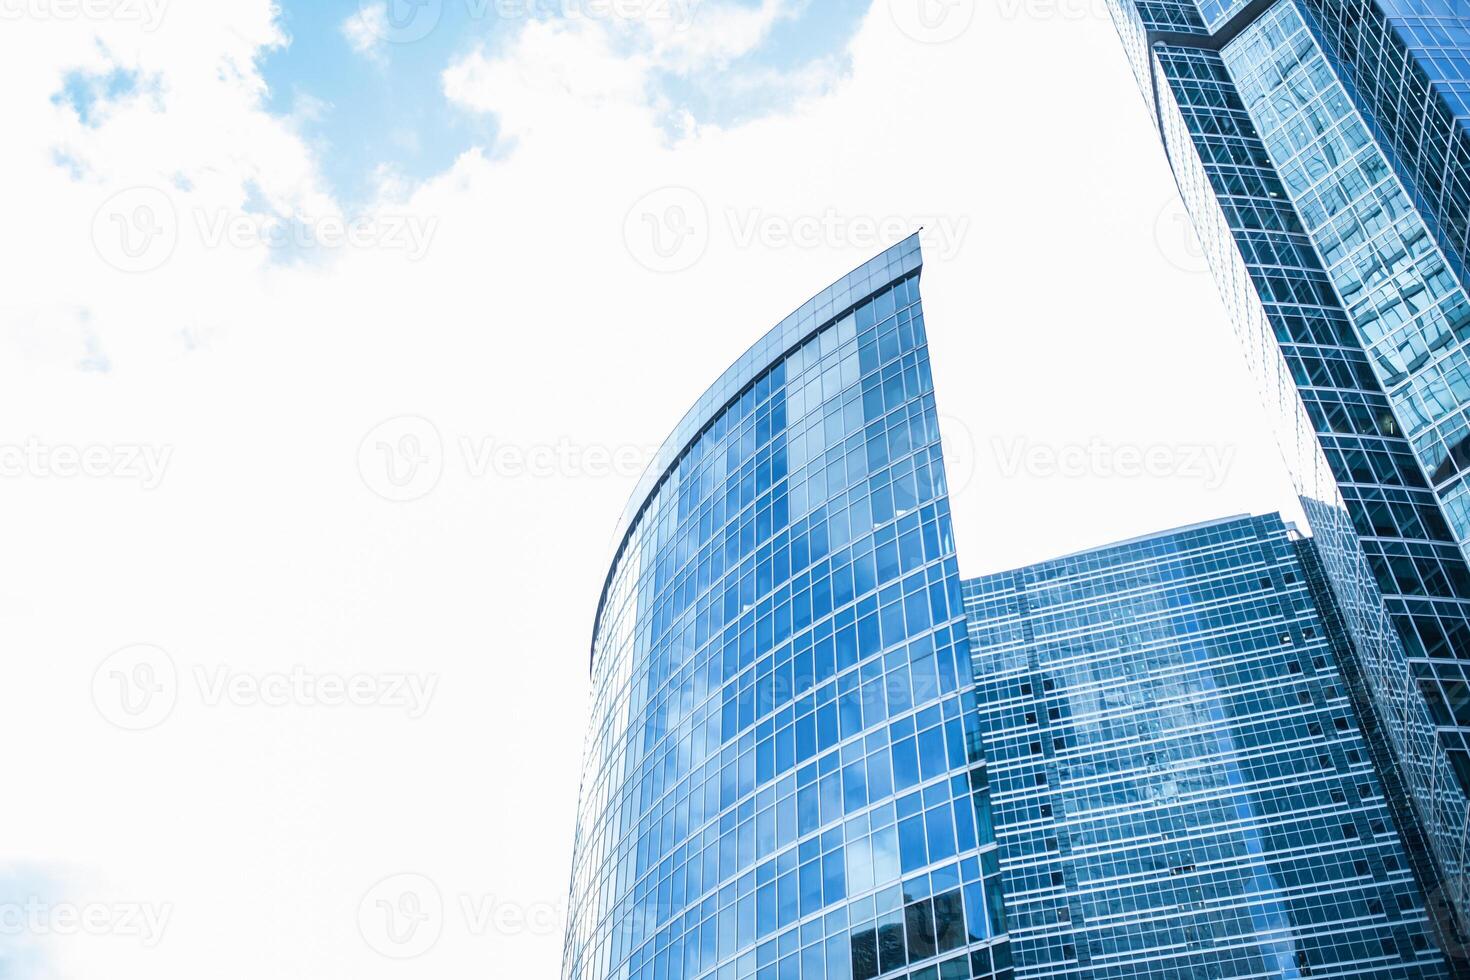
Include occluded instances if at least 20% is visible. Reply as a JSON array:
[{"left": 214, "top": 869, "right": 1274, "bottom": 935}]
[
  {"left": 439, "top": 0, "right": 812, "bottom": 140},
  {"left": 341, "top": 2, "right": 388, "bottom": 64},
  {"left": 646, "top": 0, "right": 800, "bottom": 72},
  {"left": 442, "top": 18, "right": 656, "bottom": 141}
]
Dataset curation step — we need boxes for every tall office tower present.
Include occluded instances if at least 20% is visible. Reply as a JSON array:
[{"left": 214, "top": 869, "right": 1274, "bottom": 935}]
[
  {"left": 1105, "top": 0, "right": 1470, "bottom": 936},
  {"left": 963, "top": 513, "right": 1451, "bottom": 978},
  {"left": 562, "top": 237, "right": 1013, "bottom": 980}
]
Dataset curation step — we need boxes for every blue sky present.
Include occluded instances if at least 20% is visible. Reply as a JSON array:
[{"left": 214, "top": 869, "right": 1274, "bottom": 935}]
[
  {"left": 260, "top": 0, "right": 872, "bottom": 204},
  {"left": 261, "top": 1, "right": 496, "bottom": 203},
  {"left": 8, "top": 2, "right": 1309, "bottom": 977}
]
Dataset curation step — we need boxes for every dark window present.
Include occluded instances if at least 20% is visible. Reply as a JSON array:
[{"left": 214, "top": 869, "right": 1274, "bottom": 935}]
[
  {"left": 851, "top": 927, "right": 877, "bottom": 980},
  {"left": 905, "top": 900, "right": 937, "bottom": 961},
  {"left": 877, "top": 914, "right": 906, "bottom": 973},
  {"left": 934, "top": 889, "right": 966, "bottom": 953}
]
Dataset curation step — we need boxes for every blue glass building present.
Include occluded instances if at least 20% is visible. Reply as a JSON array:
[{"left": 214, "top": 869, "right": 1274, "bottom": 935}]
[
  {"left": 563, "top": 237, "right": 1012, "bottom": 980},
  {"left": 1104, "top": 0, "right": 1470, "bottom": 936},
  {"left": 964, "top": 514, "right": 1450, "bottom": 977}
]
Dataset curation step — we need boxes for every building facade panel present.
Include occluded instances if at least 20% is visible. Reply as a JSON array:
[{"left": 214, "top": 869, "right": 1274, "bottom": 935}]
[
  {"left": 564, "top": 238, "right": 1012, "bottom": 980},
  {"left": 1375, "top": 0, "right": 1470, "bottom": 128},
  {"left": 1104, "top": 0, "right": 1470, "bottom": 937},
  {"left": 964, "top": 515, "right": 1450, "bottom": 978},
  {"left": 1226, "top": 4, "right": 1470, "bottom": 523},
  {"left": 1298, "top": 0, "right": 1470, "bottom": 282}
]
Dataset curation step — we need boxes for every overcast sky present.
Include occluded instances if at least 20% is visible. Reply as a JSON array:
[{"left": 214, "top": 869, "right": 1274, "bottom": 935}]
[{"left": 1, "top": 1, "right": 1302, "bottom": 977}]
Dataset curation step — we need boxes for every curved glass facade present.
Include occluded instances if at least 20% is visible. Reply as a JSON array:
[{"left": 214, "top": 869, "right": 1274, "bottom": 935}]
[{"left": 564, "top": 238, "right": 1012, "bottom": 980}]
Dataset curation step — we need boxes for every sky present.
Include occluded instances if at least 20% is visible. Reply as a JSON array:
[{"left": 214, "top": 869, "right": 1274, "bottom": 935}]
[{"left": 0, "top": 0, "right": 1303, "bottom": 977}]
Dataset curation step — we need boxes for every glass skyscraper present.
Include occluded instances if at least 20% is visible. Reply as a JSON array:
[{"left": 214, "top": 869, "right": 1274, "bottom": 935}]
[
  {"left": 1104, "top": 0, "right": 1470, "bottom": 937},
  {"left": 562, "top": 237, "right": 1012, "bottom": 980},
  {"left": 963, "top": 513, "right": 1449, "bottom": 977}
]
